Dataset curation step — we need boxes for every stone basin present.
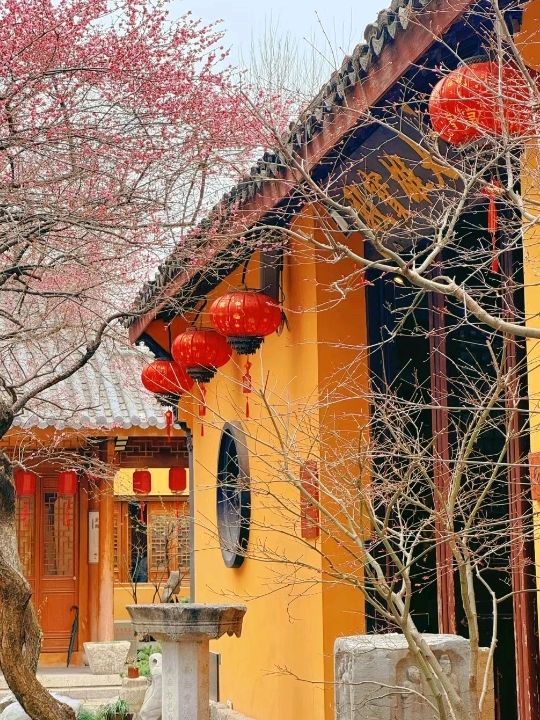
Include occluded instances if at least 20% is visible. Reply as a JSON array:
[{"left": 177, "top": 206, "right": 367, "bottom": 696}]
[
  {"left": 127, "top": 604, "right": 247, "bottom": 720},
  {"left": 127, "top": 603, "right": 247, "bottom": 642}
]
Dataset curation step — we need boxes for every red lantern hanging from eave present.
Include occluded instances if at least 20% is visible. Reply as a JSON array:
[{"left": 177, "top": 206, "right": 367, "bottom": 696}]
[
  {"left": 209, "top": 292, "right": 282, "bottom": 355},
  {"left": 141, "top": 360, "right": 194, "bottom": 396},
  {"left": 171, "top": 328, "right": 232, "bottom": 383},
  {"left": 429, "top": 60, "right": 534, "bottom": 146},
  {"left": 133, "top": 469, "right": 151, "bottom": 495},
  {"left": 169, "top": 467, "right": 187, "bottom": 494},
  {"left": 57, "top": 470, "right": 78, "bottom": 496},
  {"left": 14, "top": 469, "right": 37, "bottom": 497}
]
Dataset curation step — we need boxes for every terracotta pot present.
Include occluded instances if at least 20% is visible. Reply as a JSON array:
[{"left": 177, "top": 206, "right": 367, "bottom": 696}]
[{"left": 127, "top": 666, "right": 139, "bottom": 679}]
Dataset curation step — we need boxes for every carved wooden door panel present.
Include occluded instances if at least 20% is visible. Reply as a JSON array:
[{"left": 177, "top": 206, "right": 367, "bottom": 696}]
[{"left": 37, "top": 476, "right": 78, "bottom": 652}]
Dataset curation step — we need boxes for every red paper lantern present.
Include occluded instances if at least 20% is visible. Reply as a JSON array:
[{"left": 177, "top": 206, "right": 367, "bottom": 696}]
[
  {"left": 171, "top": 328, "right": 232, "bottom": 383},
  {"left": 57, "top": 470, "right": 78, "bottom": 496},
  {"left": 429, "top": 61, "right": 534, "bottom": 146},
  {"left": 169, "top": 467, "right": 187, "bottom": 494},
  {"left": 210, "top": 292, "right": 282, "bottom": 354},
  {"left": 141, "top": 360, "right": 194, "bottom": 396},
  {"left": 133, "top": 469, "right": 151, "bottom": 495},
  {"left": 14, "top": 469, "right": 37, "bottom": 497}
]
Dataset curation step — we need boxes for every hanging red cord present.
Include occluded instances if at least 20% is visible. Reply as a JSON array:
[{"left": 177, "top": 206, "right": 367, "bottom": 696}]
[
  {"left": 165, "top": 409, "right": 173, "bottom": 445},
  {"left": 139, "top": 500, "right": 146, "bottom": 524},
  {"left": 242, "top": 360, "right": 252, "bottom": 418},
  {"left": 481, "top": 182, "right": 501, "bottom": 273},
  {"left": 198, "top": 384, "right": 207, "bottom": 437}
]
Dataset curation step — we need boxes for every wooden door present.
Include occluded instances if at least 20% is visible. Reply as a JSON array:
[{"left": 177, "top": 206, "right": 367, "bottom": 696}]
[{"left": 16, "top": 474, "right": 79, "bottom": 653}]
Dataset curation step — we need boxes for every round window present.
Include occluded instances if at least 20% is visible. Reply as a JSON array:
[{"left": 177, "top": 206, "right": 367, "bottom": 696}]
[{"left": 216, "top": 422, "right": 251, "bottom": 568}]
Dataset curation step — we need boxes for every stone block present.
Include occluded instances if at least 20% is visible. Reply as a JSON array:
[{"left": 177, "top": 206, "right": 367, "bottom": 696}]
[
  {"left": 83, "top": 641, "right": 131, "bottom": 675},
  {"left": 334, "top": 634, "right": 494, "bottom": 720},
  {"left": 210, "top": 702, "right": 256, "bottom": 720},
  {"left": 120, "top": 676, "right": 148, "bottom": 715}
]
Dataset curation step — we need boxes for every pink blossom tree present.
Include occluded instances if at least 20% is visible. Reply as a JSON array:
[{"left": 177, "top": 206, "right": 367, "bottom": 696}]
[{"left": 0, "top": 1, "right": 270, "bottom": 717}]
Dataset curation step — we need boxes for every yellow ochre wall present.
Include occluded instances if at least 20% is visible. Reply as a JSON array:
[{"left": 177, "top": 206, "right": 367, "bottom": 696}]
[{"left": 183, "top": 205, "right": 368, "bottom": 720}]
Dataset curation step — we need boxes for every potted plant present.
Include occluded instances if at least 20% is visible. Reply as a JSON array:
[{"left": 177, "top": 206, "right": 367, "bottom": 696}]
[{"left": 97, "top": 699, "right": 132, "bottom": 720}]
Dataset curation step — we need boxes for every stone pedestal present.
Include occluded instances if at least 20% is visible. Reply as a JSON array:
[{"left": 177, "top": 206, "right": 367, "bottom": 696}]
[
  {"left": 127, "top": 604, "right": 246, "bottom": 720},
  {"left": 334, "top": 634, "right": 494, "bottom": 720}
]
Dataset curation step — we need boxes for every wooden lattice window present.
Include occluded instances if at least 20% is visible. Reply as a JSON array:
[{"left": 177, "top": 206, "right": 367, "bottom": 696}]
[
  {"left": 148, "top": 506, "right": 190, "bottom": 581},
  {"left": 43, "top": 493, "right": 74, "bottom": 577},
  {"left": 113, "top": 499, "right": 190, "bottom": 585},
  {"left": 16, "top": 497, "right": 35, "bottom": 578}
]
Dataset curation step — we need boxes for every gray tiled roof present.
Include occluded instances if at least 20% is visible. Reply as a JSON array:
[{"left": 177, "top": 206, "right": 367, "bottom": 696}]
[
  {"left": 129, "top": 0, "right": 435, "bottom": 321},
  {"left": 13, "top": 343, "right": 167, "bottom": 432}
]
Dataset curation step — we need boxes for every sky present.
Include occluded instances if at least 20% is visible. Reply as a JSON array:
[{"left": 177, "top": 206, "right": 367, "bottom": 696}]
[{"left": 171, "top": 1, "right": 390, "bottom": 71}]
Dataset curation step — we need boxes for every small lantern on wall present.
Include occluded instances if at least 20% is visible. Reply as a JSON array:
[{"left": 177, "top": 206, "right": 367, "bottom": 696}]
[
  {"left": 210, "top": 291, "right": 282, "bottom": 355},
  {"left": 169, "top": 467, "right": 187, "bottom": 494},
  {"left": 14, "top": 469, "right": 37, "bottom": 497},
  {"left": 133, "top": 469, "right": 151, "bottom": 495},
  {"left": 57, "top": 470, "right": 78, "bottom": 496}
]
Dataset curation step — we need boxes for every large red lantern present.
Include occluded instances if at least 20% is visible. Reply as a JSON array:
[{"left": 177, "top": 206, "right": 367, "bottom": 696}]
[
  {"left": 141, "top": 360, "right": 194, "bottom": 396},
  {"left": 210, "top": 292, "right": 282, "bottom": 354},
  {"left": 169, "top": 467, "right": 187, "bottom": 494},
  {"left": 133, "top": 470, "right": 151, "bottom": 495},
  {"left": 429, "top": 61, "right": 533, "bottom": 146},
  {"left": 171, "top": 328, "right": 232, "bottom": 383},
  {"left": 57, "top": 470, "right": 77, "bottom": 496},
  {"left": 14, "top": 469, "right": 37, "bottom": 497}
]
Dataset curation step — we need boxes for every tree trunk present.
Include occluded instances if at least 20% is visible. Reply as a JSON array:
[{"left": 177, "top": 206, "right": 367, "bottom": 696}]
[{"left": 0, "top": 442, "right": 75, "bottom": 720}]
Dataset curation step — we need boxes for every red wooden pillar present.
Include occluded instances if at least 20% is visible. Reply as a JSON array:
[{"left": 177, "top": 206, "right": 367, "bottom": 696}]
[
  {"left": 97, "top": 440, "right": 115, "bottom": 642},
  {"left": 88, "top": 487, "right": 100, "bottom": 641},
  {"left": 429, "top": 291, "right": 456, "bottom": 634}
]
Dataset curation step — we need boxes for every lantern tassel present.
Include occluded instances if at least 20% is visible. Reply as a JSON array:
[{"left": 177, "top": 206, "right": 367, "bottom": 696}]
[
  {"left": 242, "top": 360, "right": 252, "bottom": 419},
  {"left": 165, "top": 409, "right": 173, "bottom": 445},
  {"left": 139, "top": 500, "right": 146, "bottom": 524},
  {"left": 488, "top": 194, "right": 499, "bottom": 274},
  {"left": 481, "top": 183, "right": 500, "bottom": 274},
  {"left": 199, "top": 384, "right": 206, "bottom": 437}
]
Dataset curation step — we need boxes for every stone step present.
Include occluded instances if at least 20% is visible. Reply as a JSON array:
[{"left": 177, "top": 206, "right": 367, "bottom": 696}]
[
  {"left": 0, "top": 672, "right": 121, "bottom": 691},
  {"left": 0, "top": 672, "right": 123, "bottom": 709}
]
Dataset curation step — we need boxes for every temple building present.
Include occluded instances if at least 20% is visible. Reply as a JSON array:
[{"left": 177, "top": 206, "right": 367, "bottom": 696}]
[
  {"left": 1, "top": 341, "right": 190, "bottom": 665},
  {"left": 131, "top": 1, "right": 540, "bottom": 719}
]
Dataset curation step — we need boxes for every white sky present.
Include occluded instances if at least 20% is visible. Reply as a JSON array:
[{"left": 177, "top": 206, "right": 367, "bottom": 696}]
[{"left": 170, "top": 1, "right": 390, "bottom": 68}]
